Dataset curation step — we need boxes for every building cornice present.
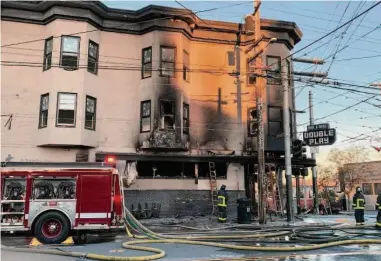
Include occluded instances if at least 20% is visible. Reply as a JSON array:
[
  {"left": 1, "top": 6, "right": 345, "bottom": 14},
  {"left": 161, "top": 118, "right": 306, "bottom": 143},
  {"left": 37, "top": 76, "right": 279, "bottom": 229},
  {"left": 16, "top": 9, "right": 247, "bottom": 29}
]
[{"left": 1, "top": 1, "right": 302, "bottom": 47}]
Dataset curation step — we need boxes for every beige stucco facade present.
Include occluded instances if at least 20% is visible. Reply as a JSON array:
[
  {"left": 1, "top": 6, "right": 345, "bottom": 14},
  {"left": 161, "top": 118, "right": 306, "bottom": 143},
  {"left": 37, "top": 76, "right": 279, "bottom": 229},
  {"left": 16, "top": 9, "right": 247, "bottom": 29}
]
[{"left": 1, "top": 1, "right": 303, "bottom": 198}]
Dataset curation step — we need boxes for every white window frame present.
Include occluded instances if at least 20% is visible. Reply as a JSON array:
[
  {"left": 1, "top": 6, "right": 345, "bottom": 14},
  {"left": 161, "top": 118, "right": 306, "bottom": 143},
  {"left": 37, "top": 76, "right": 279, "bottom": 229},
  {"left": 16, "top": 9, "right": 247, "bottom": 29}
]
[
  {"left": 39, "top": 93, "right": 49, "bottom": 128},
  {"left": 60, "top": 36, "right": 80, "bottom": 70},
  {"left": 56, "top": 92, "right": 77, "bottom": 127},
  {"left": 85, "top": 95, "right": 96, "bottom": 130}
]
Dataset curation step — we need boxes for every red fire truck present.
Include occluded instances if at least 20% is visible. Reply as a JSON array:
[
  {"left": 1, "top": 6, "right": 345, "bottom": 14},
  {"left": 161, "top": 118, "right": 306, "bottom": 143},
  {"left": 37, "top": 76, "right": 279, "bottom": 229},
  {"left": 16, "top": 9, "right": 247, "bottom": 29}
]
[{"left": 1, "top": 162, "right": 125, "bottom": 244}]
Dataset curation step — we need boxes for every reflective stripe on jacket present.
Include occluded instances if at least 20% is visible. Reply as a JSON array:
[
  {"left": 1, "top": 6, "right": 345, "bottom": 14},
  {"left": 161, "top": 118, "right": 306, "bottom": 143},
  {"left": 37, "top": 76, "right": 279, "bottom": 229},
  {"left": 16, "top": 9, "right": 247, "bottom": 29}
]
[
  {"left": 352, "top": 192, "right": 365, "bottom": 210},
  {"left": 376, "top": 194, "right": 381, "bottom": 210},
  {"left": 218, "top": 195, "right": 227, "bottom": 207}
]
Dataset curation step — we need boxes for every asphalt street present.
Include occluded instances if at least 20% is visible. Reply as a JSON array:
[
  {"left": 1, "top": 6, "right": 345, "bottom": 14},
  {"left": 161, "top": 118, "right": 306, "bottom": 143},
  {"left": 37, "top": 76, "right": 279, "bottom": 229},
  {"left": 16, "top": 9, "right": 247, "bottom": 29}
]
[{"left": 2, "top": 214, "right": 381, "bottom": 261}]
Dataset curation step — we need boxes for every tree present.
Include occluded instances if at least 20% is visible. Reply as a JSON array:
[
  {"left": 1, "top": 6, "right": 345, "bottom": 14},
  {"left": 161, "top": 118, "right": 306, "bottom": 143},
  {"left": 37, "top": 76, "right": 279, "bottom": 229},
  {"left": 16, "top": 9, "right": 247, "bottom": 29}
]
[
  {"left": 321, "top": 146, "right": 371, "bottom": 209},
  {"left": 317, "top": 164, "right": 338, "bottom": 205}
]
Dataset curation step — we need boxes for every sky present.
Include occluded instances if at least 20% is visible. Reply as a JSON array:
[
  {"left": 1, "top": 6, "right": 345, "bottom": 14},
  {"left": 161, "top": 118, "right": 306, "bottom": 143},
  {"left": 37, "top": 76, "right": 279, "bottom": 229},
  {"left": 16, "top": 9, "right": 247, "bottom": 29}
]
[{"left": 102, "top": 1, "right": 381, "bottom": 162}]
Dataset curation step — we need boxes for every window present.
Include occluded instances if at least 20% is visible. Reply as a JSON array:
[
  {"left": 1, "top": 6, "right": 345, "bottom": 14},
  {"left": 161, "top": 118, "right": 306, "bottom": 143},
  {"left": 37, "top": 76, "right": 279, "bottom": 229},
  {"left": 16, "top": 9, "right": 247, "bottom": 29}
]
[
  {"left": 247, "top": 59, "right": 256, "bottom": 85},
  {"left": 87, "top": 40, "right": 99, "bottom": 74},
  {"left": 33, "top": 179, "right": 76, "bottom": 199},
  {"left": 183, "top": 103, "right": 189, "bottom": 134},
  {"left": 60, "top": 36, "right": 80, "bottom": 69},
  {"left": 160, "top": 100, "right": 175, "bottom": 130},
  {"left": 287, "top": 60, "right": 292, "bottom": 87},
  {"left": 136, "top": 161, "right": 195, "bottom": 179},
  {"left": 39, "top": 94, "right": 49, "bottom": 128},
  {"left": 43, "top": 37, "right": 53, "bottom": 71},
  {"left": 248, "top": 107, "right": 258, "bottom": 137},
  {"left": 160, "top": 46, "right": 175, "bottom": 77},
  {"left": 268, "top": 106, "right": 282, "bottom": 137},
  {"left": 227, "top": 51, "right": 235, "bottom": 66},
  {"left": 140, "top": 100, "right": 151, "bottom": 132},
  {"left": 374, "top": 183, "right": 381, "bottom": 195},
  {"left": 198, "top": 162, "right": 227, "bottom": 179},
  {"left": 183, "top": 50, "right": 190, "bottom": 82},
  {"left": 362, "top": 183, "right": 373, "bottom": 195},
  {"left": 266, "top": 56, "right": 281, "bottom": 85},
  {"left": 56, "top": 93, "right": 77, "bottom": 126},
  {"left": 85, "top": 96, "right": 96, "bottom": 130},
  {"left": 142, "top": 47, "right": 152, "bottom": 79}
]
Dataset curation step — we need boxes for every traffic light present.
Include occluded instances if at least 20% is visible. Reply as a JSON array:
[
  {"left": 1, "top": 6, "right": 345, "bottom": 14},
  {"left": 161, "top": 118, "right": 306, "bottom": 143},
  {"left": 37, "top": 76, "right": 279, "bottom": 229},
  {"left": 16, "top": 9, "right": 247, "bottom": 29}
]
[
  {"left": 292, "top": 139, "right": 307, "bottom": 159},
  {"left": 301, "top": 168, "right": 309, "bottom": 177}
]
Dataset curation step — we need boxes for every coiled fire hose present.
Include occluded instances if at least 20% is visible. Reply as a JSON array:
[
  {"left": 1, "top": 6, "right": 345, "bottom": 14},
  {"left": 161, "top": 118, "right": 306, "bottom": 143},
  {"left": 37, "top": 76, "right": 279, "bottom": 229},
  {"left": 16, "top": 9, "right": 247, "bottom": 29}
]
[{"left": 4, "top": 206, "right": 381, "bottom": 261}]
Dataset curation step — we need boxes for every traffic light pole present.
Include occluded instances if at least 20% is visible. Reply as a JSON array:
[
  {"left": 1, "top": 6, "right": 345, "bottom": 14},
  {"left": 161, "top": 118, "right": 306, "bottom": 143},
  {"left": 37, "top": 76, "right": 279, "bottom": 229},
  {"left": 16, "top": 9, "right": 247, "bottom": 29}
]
[{"left": 309, "top": 91, "right": 319, "bottom": 214}]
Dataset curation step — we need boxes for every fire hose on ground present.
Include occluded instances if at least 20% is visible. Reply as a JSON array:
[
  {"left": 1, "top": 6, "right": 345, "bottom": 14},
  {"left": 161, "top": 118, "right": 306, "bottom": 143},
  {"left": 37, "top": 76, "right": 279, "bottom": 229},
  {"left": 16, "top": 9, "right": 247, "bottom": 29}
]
[{"left": 4, "top": 205, "right": 381, "bottom": 261}]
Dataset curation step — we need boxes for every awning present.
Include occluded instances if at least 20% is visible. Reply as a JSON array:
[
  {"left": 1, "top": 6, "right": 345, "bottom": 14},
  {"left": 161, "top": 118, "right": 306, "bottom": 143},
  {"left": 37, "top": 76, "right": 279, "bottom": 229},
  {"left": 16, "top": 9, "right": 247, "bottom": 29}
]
[{"left": 95, "top": 152, "right": 316, "bottom": 167}]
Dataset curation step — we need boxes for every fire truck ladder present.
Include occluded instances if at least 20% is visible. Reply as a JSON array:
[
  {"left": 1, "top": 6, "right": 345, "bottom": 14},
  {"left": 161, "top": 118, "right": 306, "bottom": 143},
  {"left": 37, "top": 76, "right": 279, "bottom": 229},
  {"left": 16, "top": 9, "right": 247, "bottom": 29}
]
[{"left": 209, "top": 162, "right": 218, "bottom": 214}]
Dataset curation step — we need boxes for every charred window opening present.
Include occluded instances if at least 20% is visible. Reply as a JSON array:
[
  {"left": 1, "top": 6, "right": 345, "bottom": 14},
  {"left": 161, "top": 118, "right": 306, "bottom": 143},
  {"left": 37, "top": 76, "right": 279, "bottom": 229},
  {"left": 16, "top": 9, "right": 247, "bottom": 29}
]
[
  {"left": 268, "top": 106, "right": 282, "bottom": 137},
  {"left": 160, "top": 100, "right": 175, "bottom": 131},
  {"left": 266, "top": 56, "right": 281, "bottom": 85},
  {"left": 198, "top": 162, "right": 227, "bottom": 179},
  {"left": 160, "top": 46, "right": 175, "bottom": 77},
  {"left": 137, "top": 161, "right": 195, "bottom": 179},
  {"left": 140, "top": 100, "right": 151, "bottom": 132},
  {"left": 142, "top": 47, "right": 152, "bottom": 79},
  {"left": 248, "top": 107, "right": 258, "bottom": 137},
  {"left": 183, "top": 103, "right": 189, "bottom": 134}
]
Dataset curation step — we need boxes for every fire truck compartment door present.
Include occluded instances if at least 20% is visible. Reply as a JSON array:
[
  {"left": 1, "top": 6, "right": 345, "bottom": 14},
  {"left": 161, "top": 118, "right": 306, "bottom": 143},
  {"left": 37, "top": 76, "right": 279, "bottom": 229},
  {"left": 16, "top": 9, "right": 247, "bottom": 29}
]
[{"left": 77, "top": 175, "right": 112, "bottom": 223}]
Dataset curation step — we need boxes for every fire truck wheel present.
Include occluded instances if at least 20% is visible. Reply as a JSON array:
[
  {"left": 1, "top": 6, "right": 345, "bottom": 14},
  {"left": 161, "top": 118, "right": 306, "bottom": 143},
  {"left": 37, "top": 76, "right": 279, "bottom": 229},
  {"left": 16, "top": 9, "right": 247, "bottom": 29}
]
[{"left": 33, "top": 211, "right": 70, "bottom": 244}]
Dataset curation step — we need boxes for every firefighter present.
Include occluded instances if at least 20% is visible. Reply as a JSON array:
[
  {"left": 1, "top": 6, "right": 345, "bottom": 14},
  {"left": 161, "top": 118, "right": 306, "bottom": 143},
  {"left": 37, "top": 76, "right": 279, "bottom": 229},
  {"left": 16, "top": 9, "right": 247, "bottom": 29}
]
[
  {"left": 352, "top": 187, "right": 366, "bottom": 225},
  {"left": 375, "top": 192, "right": 381, "bottom": 229},
  {"left": 217, "top": 185, "right": 228, "bottom": 223}
]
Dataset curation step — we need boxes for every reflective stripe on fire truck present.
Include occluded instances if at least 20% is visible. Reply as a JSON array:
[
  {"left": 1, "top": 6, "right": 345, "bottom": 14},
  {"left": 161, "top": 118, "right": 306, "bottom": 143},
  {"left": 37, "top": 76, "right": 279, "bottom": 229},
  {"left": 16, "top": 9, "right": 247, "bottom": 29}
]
[
  {"left": 75, "top": 213, "right": 109, "bottom": 219},
  {"left": 25, "top": 214, "right": 28, "bottom": 220}
]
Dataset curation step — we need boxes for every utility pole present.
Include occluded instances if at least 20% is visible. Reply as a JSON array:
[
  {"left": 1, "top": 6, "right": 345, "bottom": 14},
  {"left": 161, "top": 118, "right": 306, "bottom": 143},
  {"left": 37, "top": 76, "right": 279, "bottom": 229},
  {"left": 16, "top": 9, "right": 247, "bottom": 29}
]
[
  {"left": 309, "top": 90, "right": 319, "bottom": 214},
  {"left": 296, "top": 172, "right": 301, "bottom": 214},
  {"left": 253, "top": 0, "right": 266, "bottom": 224},
  {"left": 283, "top": 59, "right": 294, "bottom": 223},
  {"left": 236, "top": 25, "right": 242, "bottom": 124}
]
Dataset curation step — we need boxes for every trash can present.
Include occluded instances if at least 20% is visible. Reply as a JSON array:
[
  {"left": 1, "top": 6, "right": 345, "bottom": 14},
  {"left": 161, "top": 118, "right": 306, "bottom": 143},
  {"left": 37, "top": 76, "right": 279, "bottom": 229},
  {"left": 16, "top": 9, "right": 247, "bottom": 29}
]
[{"left": 237, "top": 198, "right": 252, "bottom": 224}]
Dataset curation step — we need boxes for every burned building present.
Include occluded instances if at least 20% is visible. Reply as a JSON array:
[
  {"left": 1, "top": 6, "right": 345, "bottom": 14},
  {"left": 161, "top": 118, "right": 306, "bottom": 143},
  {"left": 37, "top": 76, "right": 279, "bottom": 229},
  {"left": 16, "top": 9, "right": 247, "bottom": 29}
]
[{"left": 1, "top": 1, "right": 314, "bottom": 216}]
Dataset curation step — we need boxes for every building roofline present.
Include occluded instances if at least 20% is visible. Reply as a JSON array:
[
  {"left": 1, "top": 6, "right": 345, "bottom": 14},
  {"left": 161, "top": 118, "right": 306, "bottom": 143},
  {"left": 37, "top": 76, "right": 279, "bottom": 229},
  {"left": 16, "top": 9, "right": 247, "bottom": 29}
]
[{"left": 1, "top": 0, "right": 302, "bottom": 45}]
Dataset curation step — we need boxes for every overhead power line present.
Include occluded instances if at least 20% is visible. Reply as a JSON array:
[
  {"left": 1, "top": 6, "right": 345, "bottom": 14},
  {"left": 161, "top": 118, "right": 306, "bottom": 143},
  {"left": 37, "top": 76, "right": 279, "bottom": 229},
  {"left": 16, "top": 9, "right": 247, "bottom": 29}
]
[
  {"left": 285, "top": 2, "right": 381, "bottom": 64},
  {"left": 297, "top": 94, "right": 379, "bottom": 127},
  {"left": 265, "top": 5, "right": 377, "bottom": 30},
  {"left": 3, "top": 60, "right": 381, "bottom": 95}
]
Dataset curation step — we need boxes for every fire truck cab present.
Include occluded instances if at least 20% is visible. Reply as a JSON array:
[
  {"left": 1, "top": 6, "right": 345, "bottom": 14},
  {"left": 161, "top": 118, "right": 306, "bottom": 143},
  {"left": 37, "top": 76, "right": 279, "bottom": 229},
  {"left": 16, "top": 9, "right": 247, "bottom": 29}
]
[{"left": 1, "top": 162, "right": 125, "bottom": 244}]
